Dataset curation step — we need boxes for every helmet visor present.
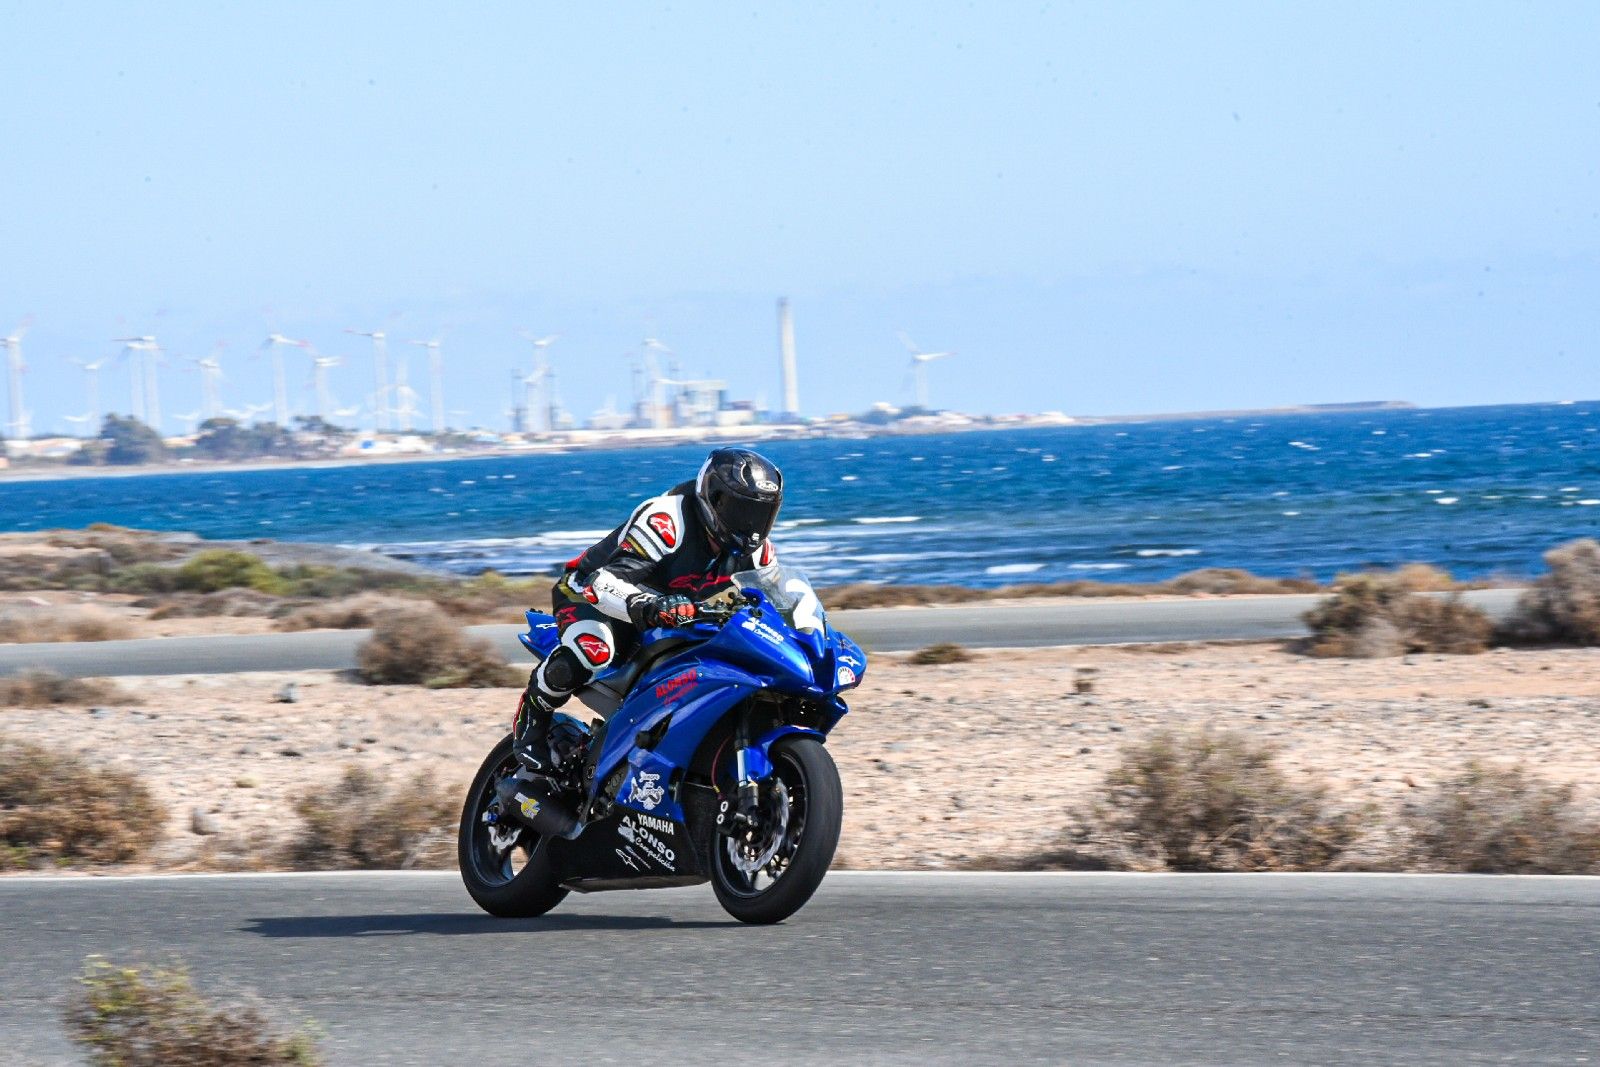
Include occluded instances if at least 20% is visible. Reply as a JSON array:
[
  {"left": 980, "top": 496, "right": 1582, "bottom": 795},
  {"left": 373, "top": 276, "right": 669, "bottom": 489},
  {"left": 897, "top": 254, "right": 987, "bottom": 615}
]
[{"left": 714, "top": 491, "right": 781, "bottom": 550}]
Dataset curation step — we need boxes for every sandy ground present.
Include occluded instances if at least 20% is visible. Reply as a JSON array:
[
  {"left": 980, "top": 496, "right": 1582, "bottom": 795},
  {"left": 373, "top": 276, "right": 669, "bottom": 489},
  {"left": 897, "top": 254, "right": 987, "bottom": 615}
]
[{"left": 4, "top": 640, "right": 1598, "bottom": 871}]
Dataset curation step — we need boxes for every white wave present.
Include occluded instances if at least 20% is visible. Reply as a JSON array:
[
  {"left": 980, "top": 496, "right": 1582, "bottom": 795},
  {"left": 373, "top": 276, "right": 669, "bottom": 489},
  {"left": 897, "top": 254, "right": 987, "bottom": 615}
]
[
  {"left": 985, "top": 562, "right": 1046, "bottom": 575},
  {"left": 1282, "top": 511, "right": 1301, "bottom": 516},
  {"left": 538, "top": 529, "right": 613, "bottom": 542},
  {"left": 1579, "top": 499, "right": 1600, "bottom": 506},
  {"left": 1560, "top": 486, "right": 1582, "bottom": 493},
  {"left": 1435, "top": 497, "right": 1459, "bottom": 505},
  {"left": 777, "top": 518, "right": 826, "bottom": 528},
  {"left": 1067, "top": 562, "right": 1130, "bottom": 571},
  {"left": 840, "top": 475, "right": 859, "bottom": 482},
  {"left": 1288, "top": 441, "right": 1319, "bottom": 451},
  {"left": 1136, "top": 549, "right": 1201, "bottom": 558},
  {"left": 853, "top": 516, "right": 920, "bottom": 524}
]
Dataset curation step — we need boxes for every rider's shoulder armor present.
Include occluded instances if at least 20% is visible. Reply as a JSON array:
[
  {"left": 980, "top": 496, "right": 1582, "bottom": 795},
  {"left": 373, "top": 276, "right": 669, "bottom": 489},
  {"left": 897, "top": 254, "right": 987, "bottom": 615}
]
[{"left": 622, "top": 493, "right": 687, "bottom": 563}]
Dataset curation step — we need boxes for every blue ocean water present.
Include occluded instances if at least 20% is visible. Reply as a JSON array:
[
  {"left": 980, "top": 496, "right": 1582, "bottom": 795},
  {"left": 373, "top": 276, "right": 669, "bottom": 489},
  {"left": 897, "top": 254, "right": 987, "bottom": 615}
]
[{"left": 2, "top": 403, "right": 1596, "bottom": 587}]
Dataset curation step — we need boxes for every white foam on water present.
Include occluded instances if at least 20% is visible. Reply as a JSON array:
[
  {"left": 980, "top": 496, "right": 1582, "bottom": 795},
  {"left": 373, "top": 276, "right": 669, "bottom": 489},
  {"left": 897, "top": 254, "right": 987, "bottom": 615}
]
[
  {"left": 1067, "top": 562, "right": 1130, "bottom": 571},
  {"left": 1435, "top": 497, "right": 1459, "bottom": 505},
  {"left": 1425, "top": 489, "right": 1444, "bottom": 495},
  {"left": 1162, "top": 465, "right": 1184, "bottom": 471},
  {"left": 1282, "top": 511, "right": 1301, "bottom": 516},
  {"left": 853, "top": 516, "right": 920, "bottom": 524},
  {"left": 985, "top": 562, "right": 1046, "bottom": 575},
  {"left": 840, "top": 475, "right": 859, "bottom": 482},
  {"left": 1136, "top": 549, "right": 1201, "bottom": 558},
  {"left": 1288, "top": 441, "right": 1319, "bottom": 451},
  {"left": 1579, "top": 500, "right": 1600, "bottom": 506},
  {"left": 1560, "top": 487, "right": 1582, "bottom": 493}
]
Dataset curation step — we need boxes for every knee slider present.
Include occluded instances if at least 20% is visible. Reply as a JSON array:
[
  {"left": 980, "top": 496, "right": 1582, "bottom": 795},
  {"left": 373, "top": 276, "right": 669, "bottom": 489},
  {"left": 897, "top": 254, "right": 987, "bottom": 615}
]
[{"left": 539, "top": 646, "right": 587, "bottom": 694}]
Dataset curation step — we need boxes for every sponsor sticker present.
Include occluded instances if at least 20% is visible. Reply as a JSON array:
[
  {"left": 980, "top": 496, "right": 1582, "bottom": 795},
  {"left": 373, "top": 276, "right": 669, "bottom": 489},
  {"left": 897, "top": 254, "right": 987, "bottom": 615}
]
[
  {"left": 618, "top": 814, "right": 677, "bottom": 871},
  {"left": 518, "top": 795, "right": 541, "bottom": 821},
  {"left": 653, "top": 668, "right": 697, "bottom": 701},
  {"left": 740, "top": 617, "right": 786, "bottom": 645},
  {"left": 627, "top": 770, "right": 665, "bottom": 811},
  {"left": 756, "top": 479, "right": 779, "bottom": 492},
  {"left": 836, "top": 666, "right": 857, "bottom": 687}
]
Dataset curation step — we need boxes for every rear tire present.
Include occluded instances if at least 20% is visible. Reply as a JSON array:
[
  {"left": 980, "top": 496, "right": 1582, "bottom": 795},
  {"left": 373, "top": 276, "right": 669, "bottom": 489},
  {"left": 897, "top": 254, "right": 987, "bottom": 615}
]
[
  {"left": 711, "top": 737, "right": 842, "bottom": 925},
  {"left": 458, "top": 733, "right": 569, "bottom": 918}
]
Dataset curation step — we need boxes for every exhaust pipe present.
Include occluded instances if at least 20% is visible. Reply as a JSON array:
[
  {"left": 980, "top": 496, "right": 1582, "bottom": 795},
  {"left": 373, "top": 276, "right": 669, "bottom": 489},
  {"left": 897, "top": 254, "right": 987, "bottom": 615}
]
[{"left": 496, "top": 770, "right": 581, "bottom": 839}]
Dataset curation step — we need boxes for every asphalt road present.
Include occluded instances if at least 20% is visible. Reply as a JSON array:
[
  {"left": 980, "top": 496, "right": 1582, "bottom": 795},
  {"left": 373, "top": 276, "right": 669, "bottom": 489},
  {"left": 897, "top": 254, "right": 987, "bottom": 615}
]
[
  {"left": 0, "top": 588, "right": 1524, "bottom": 678},
  {"left": 1, "top": 871, "right": 1594, "bottom": 1065}
]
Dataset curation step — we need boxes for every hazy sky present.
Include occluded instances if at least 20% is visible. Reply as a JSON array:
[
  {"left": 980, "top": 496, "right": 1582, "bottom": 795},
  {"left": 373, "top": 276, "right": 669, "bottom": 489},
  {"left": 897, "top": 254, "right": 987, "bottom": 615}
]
[{"left": 1, "top": 2, "right": 1597, "bottom": 432}]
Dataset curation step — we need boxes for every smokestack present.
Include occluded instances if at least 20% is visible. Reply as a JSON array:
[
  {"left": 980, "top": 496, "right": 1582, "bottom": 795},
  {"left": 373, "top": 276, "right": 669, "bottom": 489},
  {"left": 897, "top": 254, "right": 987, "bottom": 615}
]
[{"left": 778, "top": 298, "right": 799, "bottom": 417}]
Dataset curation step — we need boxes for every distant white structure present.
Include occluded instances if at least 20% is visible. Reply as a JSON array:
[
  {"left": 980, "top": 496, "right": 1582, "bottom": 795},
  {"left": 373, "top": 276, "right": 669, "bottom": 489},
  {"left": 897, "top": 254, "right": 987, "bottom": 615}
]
[
  {"left": 345, "top": 328, "right": 392, "bottom": 431},
  {"left": 2, "top": 320, "right": 31, "bottom": 441},
  {"left": 68, "top": 354, "right": 112, "bottom": 430},
  {"left": 114, "top": 335, "right": 162, "bottom": 429},
  {"left": 260, "top": 333, "right": 308, "bottom": 426},
  {"left": 898, "top": 332, "right": 954, "bottom": 411},
  {"left": 407, "top": 338, "right": 446, "bottom": 432},
  {"left": 778, "top": 298, "right": 799, "bottom": 418},
  {"left": 190, "top": 346, "right": 225, "bottom": 420}
]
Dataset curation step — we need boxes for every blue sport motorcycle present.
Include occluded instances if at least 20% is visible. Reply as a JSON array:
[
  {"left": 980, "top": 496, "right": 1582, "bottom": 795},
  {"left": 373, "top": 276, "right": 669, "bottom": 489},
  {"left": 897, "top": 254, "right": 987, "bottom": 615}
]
[{"left": 457, "top": 563, "right": 866, "bottom": 924}]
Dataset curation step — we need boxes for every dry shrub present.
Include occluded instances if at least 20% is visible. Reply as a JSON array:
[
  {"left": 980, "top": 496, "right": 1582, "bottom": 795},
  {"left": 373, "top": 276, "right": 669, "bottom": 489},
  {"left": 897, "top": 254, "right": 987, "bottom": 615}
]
[
  {"left": 1500, "top": 538, "right": 1600, "bottom": 646},
  {"left": 427, "top": 570, "right": 547, "bottom": 622},
  {"left": 0, "top": 605, "right": 133, "bottom": 643},
  {"left": 286, "top": 766, "right": 457, "bottom": 870},
  {"left": 145, "top": 588, "right": 289, "bottom": 620},
  {"left": 356, "top": 604, "right": 523, "bottom": 687},
  {"left": 1160, "top": 568, "right": 1321, "bottom": 595},
  {"left": 1069, "top": 729, "right": 1364, "bottom": 871},
  {"left": 273, "top": 593, "right": 421, "bottom": 632},
  {"left": 65, "top": 957, "right": 321, "bottom": 1066},
  {"left": 0, "top": 733, "right": 166, "bottom": 868},
  {"left": 1302, "top": 572, "right": 1490, "bottom": 657},
  {"left": 1400, "top": 763, "right": 1600, "bottom": 874},
  {"left": 909, "top": 642, "right": 973, "bottom": 665},
  {"left": 1386, "top": 562, "right": 1459, "bottom": 592},
  {"left": 0, "top": 669, "right": 137, "bottom": 707}
]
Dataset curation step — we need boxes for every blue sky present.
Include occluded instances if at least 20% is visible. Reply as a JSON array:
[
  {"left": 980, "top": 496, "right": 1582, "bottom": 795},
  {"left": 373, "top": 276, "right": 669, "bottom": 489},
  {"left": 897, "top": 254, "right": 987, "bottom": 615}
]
[{"left": 1, "top": 2, "right": 1596, "bottom": 433}]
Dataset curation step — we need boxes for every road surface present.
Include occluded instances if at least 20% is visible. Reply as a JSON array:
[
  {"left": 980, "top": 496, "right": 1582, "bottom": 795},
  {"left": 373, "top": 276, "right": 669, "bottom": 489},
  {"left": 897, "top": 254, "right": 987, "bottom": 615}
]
[
  {"left": 0, "top": 588, "right": 1523, "bottom": 677},
  {"left": 1, "top": 871, "right": 1593, "bottom": 1065}
]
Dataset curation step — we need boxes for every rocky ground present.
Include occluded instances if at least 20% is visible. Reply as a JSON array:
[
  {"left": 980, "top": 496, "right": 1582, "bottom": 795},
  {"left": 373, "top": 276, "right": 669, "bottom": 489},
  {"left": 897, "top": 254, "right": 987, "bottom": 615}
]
[{"left": 4, "top": 640, "right": 1597, "bottom": 871}]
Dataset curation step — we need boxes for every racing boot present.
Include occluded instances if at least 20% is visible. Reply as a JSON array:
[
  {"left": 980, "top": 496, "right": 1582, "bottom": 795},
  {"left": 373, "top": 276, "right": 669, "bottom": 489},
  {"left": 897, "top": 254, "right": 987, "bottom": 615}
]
[{"left": 511, "top": 682, "right": 564, "bottom": 774}]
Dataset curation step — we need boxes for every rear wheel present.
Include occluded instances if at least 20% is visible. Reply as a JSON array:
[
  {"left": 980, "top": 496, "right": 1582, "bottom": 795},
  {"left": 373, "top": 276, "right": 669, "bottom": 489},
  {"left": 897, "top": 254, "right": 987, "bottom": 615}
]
[
  {"left": 458, "top": 733, "right": 568, "bottom": 918},
  {"left": 711, "top": 736, "right": 842, "bottom": 925}
]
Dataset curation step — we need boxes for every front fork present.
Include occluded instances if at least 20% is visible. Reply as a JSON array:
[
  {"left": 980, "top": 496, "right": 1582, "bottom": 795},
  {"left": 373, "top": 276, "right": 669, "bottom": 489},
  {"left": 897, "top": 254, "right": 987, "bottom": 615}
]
[{"left": 715, "top": 711, "right": 772, "bottom": 837}]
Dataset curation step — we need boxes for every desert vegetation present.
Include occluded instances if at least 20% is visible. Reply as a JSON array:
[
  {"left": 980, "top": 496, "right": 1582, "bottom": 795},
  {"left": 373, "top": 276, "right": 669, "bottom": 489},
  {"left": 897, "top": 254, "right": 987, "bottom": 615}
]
[
  {"left": 354, "top": 604, "right": 524, "bottom": 688},
  {"left": 0, "top": 604, "right": 133, "bottom": 643},
  {"left": 1398, "top": 762, "right": 1600, "bottom": 874},
  {"left": 65, "top": 956, "right": 322, "bottom": 1066},
  {"left": 0, "top": 733, "right": 166, "bottom": 868},
  {"left": 1498, "top": 538, "right": 1600, "bottom": 647},
  {"left": 285, "top": 766, "right": 457, "bottom": 870},
  {"left": 0, "top": 669, "right": 137, "bottom": 707},
  {"left": 1059, "top": 729, "right": 1366, "bottom": 871},
  {"left": 819, "top": 567, "right": 1322, "bottom": 610},
  {"left": 1301, "top": 567, "right": 1492, "bottom": 657},
  {"left": 908, "top": 642, "right": 974, "bottom": 665}
]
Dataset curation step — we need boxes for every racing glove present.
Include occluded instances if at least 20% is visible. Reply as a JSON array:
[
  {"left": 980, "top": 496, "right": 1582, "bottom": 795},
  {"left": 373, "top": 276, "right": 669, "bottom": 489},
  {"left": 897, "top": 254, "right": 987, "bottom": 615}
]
[{"left": 628, "top": 593, "right": 697, "bottom": 629}]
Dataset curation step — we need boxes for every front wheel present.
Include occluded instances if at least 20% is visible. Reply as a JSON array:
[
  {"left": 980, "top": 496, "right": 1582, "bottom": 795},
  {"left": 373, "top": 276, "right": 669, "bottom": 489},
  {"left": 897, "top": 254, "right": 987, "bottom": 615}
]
[
  {"left": 458, "top": 733, "right": 569, "bottom": 918},
  {"left": 711, "top": 736, "right": 842, "bottom": 925}
]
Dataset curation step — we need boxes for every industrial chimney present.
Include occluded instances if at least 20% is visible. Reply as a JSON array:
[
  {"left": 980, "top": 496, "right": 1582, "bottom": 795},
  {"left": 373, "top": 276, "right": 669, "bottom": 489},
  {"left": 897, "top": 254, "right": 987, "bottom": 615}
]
[{"left": 778, "top": 298, "right": 799, "bottom": 418}]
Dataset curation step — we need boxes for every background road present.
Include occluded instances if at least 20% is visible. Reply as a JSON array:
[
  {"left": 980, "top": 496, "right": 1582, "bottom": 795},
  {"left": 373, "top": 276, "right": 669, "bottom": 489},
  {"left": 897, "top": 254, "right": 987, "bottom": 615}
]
[
  {"left": 0, "top": 588, "right": 1524, "bottom": 677},
  {"left": 1, "top": 871, "right": 1594, "bottom": 1065}
]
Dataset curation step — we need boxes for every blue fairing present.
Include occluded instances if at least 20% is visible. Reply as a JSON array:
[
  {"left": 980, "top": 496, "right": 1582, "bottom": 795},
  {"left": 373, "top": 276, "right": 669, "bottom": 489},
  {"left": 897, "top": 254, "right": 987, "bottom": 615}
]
[{"left": 517, "top": 585, "right": 863, "bottom": 828}]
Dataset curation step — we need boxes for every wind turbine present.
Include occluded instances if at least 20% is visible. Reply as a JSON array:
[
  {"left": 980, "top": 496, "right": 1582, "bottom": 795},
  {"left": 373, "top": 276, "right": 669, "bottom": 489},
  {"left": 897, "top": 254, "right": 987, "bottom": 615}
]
[
  {"left": 224, "top": 401, "right": 273, "bottom": 422},
  {"left": 519, "top": 332, "right": 558, "bottom": 431},
  {"left": 2, "top": 320, "right": 32, "bottom": 441},
  {"left": 66, "top": 355, "right": 111, "bottom": 431},
  {"left": 898, "top": 332, "right": 954, "bottom": 411},
  {"left": 307, "top": 350, "right": 342, "bottom": 422},
  {"left": 406, "top": 337, "right": 445, "bottom": 433},
  {"left": 345, "top": 327, "right": 391, "bottom": 432},
  {"left": 173, "top": 410, "right": 204, "bottom": 434},
  {"left": 188, "top": 345, "right": 225, "bottom": 420},
  {"left": 390, "top": 353, "right": 418, "bottom": 432},
  {"left": 259, "top": 333, "right": 308, "bottom": 426},
  {"left": 112, "top": 335, "right": 159, "bottom": 425},
  {"left": 640, "top": 336, "right": 673, "bottom": 428}
]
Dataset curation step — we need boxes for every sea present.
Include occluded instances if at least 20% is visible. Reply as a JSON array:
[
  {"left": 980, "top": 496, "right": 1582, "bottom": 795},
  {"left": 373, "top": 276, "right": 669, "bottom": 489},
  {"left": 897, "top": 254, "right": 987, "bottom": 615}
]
[{"left": 1, "top": 402, "right": 1596, "bottom": 587}]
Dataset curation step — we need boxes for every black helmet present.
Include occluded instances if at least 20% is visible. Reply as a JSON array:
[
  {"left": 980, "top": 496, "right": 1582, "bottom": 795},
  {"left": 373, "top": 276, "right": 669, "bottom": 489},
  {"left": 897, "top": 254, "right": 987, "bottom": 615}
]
[{"left": 695, "top": 447, "right": 783, "bottom": 553}]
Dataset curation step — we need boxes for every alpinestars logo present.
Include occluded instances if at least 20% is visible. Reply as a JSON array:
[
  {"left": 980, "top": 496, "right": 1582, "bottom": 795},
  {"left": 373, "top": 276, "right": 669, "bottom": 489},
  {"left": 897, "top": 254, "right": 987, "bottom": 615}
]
[
  {"left": 628, "top": 770, "right": 665, "bottom": 811},
  {"left": 574, "top": 633, "right": 612, "bottom": 665},
  {"left": 647, "top": 512, "right": 678, "bottom": 547}
]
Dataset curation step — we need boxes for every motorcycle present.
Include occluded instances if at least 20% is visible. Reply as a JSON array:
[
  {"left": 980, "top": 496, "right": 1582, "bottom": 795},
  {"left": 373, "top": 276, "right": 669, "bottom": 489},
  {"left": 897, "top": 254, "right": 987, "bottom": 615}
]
[{"left": 457, "top": 562, "right": 866, "bottom": 925}]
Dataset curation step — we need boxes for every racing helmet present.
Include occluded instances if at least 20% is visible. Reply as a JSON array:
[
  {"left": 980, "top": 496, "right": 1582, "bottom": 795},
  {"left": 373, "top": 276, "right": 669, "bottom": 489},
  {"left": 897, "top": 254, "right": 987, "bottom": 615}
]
[{"left": 695, "top": 447, "right": 783, "bottom": 554}]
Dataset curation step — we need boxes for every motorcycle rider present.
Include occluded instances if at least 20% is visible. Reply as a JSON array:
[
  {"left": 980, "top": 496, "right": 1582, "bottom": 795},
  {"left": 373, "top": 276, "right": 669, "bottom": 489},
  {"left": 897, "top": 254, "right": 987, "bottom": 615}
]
[{"left": 513, "top": 446, "right": 785, "bottom": 771}]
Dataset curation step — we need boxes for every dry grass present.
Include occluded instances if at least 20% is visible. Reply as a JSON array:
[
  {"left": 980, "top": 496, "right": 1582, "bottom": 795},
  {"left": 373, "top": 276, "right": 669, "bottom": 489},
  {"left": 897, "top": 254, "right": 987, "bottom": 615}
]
[
  {"left": 1499, "top": 538, "right": 1600, "bottom": 646},
  {"left": 819, "top": 568, "right": 1320, "bottom": 611},
  {"left": 65, "top": 957, "right": 321, "bottom": 1066},
  {"left": 1399, "top": 763, "right": 1600, "bottom": 874},
  {"left": 145, "top": 588, "right": 289, "bottom": 620},
  {"left": 0, "top": 670, "right": 137, "bottom": 708},
  {"left": 355, "top": 603, "right": 524, "bottom": 688},
  {"left": 908, "top": 643, "right": 974, "bottom": 665},
  {"left": 1302, "top": 571, "right": 1491, "bottom": 657},
  {"left": 1064, "top": 729, "right": 1365, "bottom": 871},
  {"left": 273, "top": 593, "right": 423, "bottom": 631},
  {"left": 285, "top": 766, "right": 458, "bottom": 870},
  {"left": 0, "top": 605, "right": 134, "bottom": 643},
  {"left": 0, "top": 733, "right": 166, "bottom": 868}
]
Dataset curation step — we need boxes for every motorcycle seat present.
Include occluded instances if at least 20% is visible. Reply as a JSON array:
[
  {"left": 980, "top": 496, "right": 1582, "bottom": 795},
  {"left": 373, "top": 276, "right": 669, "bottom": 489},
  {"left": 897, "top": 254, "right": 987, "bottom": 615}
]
[{"left": 579, "top": 635, "right": 698, "bottom": 715}]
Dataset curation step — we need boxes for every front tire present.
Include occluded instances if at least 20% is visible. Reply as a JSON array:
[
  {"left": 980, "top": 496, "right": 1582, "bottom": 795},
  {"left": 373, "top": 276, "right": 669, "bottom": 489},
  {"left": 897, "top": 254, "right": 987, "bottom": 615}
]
[
  {"left": 458, "top": 733, "right": 569, "bottom": 918},
  {"left": 711, "top": 736, "right": 842, "bottom": 925}
]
